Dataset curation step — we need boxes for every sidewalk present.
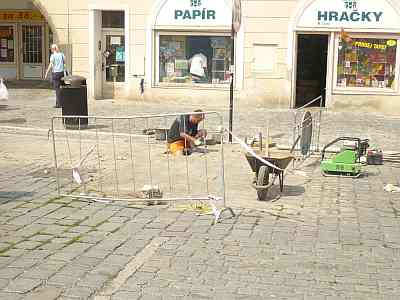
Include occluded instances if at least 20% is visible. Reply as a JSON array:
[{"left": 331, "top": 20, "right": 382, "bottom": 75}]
[{"left": 1, "top": 89, "right": 400, "bottom": 151}]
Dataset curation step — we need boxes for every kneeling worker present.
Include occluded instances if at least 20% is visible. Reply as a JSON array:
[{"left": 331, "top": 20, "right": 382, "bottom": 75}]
[{"left": 167, "top": 110, "right": 207, "bottom": 155}]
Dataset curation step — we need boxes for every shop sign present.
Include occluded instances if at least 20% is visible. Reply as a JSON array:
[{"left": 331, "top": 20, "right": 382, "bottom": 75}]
[
  {"left": 0, "top": 11, "right": 45, "bottom": 22},
  {"left": 351, "top": 39, "right": 396, "bottom": 50},
  {"left": 297, "top": 0, "right": 400, "bottom": 29},
  {"left": 155, "top": 0, "right": 231, "bottom": 27}
]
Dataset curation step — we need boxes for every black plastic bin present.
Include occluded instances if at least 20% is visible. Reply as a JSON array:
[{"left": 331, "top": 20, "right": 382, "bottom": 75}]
[{"left": 60, "top": 75, "right": 88, "bottom": 129}]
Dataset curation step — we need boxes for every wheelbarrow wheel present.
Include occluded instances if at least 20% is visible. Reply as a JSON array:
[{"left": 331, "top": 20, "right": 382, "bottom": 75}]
[{"left": 257, "top": 166, "right": 270, "bottom": 201}]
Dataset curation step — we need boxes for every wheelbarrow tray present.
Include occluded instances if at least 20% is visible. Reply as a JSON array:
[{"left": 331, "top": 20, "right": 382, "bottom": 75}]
[
  {"left": 245, "top": 150, "right": 295, "bottom": 200},
  {"left": 245, "top": 150, "right": 294, "bottom": 174}
]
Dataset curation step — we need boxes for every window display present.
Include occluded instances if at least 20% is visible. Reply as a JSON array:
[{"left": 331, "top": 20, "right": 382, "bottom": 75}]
[
  {"left": 337, "top": 36, "right": 397, "bottom": 89},
  {"left": 0, "top": 26, "right": 14, "bottom": 63},
  {"left": 159, "top": 35, "right": 231, "bottom": 85}
]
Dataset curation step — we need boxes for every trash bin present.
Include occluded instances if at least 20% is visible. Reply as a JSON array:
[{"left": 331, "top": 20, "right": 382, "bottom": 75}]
[{"left": 60, "top": 75, "right": 88, "bottom": 129}]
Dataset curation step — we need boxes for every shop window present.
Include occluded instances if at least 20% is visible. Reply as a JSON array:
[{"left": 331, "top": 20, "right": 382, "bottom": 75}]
[
  {"left": 102, "top": 11, "right": 124, "bottom": 29},
  {"left": 337, "top": 37, "right": 397, "bottom": 90},
  {"left": 0, "top": 26, "right": 15, "bottom": 63},
  {"left": 253, "top": 44, "right": 276, "bottom": 73},
  {"left": 22, "top": 25, "right": 42, "bottom": 64},
  {"left": 105, "top": 35, "right": 125, "bottom": 82},
  {"left": 158, "top": 35, "right": 232, "bottom": 85}
]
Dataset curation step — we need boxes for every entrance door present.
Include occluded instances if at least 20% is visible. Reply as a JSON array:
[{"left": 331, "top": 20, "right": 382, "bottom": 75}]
[
  {"left": 101, "top": 31, "right": 125, "bottom": 98},
  {"left": 21, "top": 25, "right": 44, "bottom": 79},
  {"left": 295, "top": 34, "right": 328, "bottom": 107}
]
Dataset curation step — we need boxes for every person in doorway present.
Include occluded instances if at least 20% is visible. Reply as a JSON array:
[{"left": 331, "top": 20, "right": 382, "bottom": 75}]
[
  {"left": 189, "top": 53, "right": 208, "bottom": 83},
  {"left": 44, "top": 44, "right": 66, "bottom": 108},
  {"left": 167, "top": 110, "right": 207, "bottom": 155}
]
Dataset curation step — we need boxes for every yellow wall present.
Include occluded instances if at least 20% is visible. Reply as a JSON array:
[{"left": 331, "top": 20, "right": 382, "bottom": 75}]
[{"left": 27, "top": 0, "right": 400, "bottom": 114}]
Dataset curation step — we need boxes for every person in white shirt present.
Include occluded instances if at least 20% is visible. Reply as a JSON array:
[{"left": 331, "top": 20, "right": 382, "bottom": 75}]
[
  {"left": 189, "top": 53, "right": 208, "bottom": 82},
  {"left": 44, "top": 44, "right": 66, "bottom": 108}
]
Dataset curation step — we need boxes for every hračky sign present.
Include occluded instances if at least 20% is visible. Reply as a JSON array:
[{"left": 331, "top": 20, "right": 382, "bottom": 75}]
[
  {"left": 318, "top": 10, "right": 383, "bottom": 23},
  {"left": 297, "top": 0, "right": 400, "bottom": 30}
]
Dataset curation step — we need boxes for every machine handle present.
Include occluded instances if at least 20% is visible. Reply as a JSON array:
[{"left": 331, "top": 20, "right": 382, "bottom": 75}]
[{"left": 321, "top": 137, "right": 362, "bottom": 161}]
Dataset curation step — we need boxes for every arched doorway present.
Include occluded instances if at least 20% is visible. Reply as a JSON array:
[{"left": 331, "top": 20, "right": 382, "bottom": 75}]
[{"left": 0, "top": 0, "right": 56, "bottom": 83}]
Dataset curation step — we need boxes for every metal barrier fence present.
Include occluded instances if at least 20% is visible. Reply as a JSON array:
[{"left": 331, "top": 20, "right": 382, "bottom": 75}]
[
  {"left": 51, "top": 111, "right": 234, "bottom": 223},
  {"left": 292, "top": 96, "right": 324, "bottom": 159}
]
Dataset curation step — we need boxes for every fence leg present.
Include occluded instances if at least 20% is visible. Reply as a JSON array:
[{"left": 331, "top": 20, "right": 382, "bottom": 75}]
[
  {"left": 111, "top": 119, "right": 120, "bottom": 198},
  {"left": 94, "top": 118, "right": 104, "bottom": 195}
]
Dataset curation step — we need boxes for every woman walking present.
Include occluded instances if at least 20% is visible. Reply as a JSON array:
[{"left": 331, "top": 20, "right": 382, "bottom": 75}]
[{"left": 44, "top": 44, "right": 66, "bottom": 108}]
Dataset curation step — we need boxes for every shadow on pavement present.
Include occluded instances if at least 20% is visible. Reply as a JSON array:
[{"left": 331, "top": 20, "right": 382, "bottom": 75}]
[
  {"left": 0, "top": 104, "right": 20, "bottom": 111},
  {"left": 0, "top": 191, "right": 35, "bottom": 201},
  {"left": 86, "top": 124, "right": 109, "bottom": 130},
  {"left": 0, "top": 118, "right": 27, "bottom": 124},
  {"left": 6, "top": 79, "right": 52, "bottom": 90}
]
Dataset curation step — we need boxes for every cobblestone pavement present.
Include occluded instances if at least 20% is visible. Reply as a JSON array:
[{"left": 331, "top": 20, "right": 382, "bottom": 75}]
[
  {"left": 0, "top": 91, "right": 400, "bottom": 299},
  {"left": 2, "top": 89, "right": 400, "bottom": 150}
]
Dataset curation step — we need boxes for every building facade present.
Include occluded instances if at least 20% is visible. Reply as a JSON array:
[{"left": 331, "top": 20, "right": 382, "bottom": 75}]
[{"left": 1, "top": 0, "right": 400, "bottom": 114}]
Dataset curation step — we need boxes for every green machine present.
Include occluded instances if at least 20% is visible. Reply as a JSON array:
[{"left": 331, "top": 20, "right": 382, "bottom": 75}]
[{"left": 321, "top": 137, "right": 369, "bottom": 177}]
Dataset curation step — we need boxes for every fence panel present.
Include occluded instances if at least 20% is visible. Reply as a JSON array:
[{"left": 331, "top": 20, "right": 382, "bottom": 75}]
[
  {"left": 51, "top": 111, "right": 233, "bottom": 223},
  {"left": 292, "top": 96, "right": 324, "bottom": 160}
]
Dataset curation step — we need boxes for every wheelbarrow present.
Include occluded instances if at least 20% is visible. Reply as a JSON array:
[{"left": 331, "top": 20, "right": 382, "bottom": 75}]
[{"left": 245, "top": 150, "right": 295, "bottom": 201}]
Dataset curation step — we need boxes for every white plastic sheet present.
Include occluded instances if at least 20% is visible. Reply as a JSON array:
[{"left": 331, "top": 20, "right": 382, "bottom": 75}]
[
  {"left": 0, "top": 78, "right": 8, "bottom": 100},
  {"left": 384, "top": 184, "right": 400, "bottom": 193}
]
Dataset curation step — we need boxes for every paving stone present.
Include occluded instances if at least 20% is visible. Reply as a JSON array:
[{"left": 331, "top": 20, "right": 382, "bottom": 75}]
[
  {"left": 77, "top": 273, "right": 109, "bottom": 289},
  {"left": 47, "top": 274, "right": 79, "bottom": 288},
  {"left": 63, "top": 286, "right": 94, "bottom": 298},
  {"left": 102, "top": 254, "right": 132, "bottom": 266},
  {"left": 0, "top": 257, "right": 15, "bottom": 268},
  {"left": 0, "top": 279, "right": 9, "bottom": 289},
  {"left": 91, "top": 263, "right": 122, "bottom": 278},
  {"left": 67, "top": 226, "right": 92, "bottom": 234},
  {"left": 95, "top": 222, "right": 122, "bottom": 233},
  {"left": 28, "top": 235, "right": 53, "bottom": 242},
  {"left": 8, "top": 258, "right": 38, "bottom": 269},
  {"left": 0, "top": 268, "right": 24, "bottom": 280},
  {"left": 5, "top": 277, "right": 42, "bottom": 293},
  {"left": 81, "top": 249, "right": 110, "bottom": 259},
  {"left": 78, "top": 235, "right": 103, "bottom": 244},
  {"left": 22, "top": 266, "right": 59, "bottom": 280},
  {"left": 49, "top": 250, "right": 80, "bottom": 262},
  {"left": 1, "top": 248, "right": 27, "bottom": 257},
  {"left": 21, "top": 286, "right": 62, "bottom": 300},
  {"left": 111, "top": 291, "right": 141, "bottom": 300},
  {"left": 42, "top": 225, "right": 69, "bottom": 236},
  {"left": 38, "top": 242, "right": 65, "bottom": 251},
  {"left": 0, "top": 292, "right": 23, "bottom": 300}
]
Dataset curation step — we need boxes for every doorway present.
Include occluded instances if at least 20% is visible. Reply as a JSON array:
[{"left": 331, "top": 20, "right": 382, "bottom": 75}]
[
  {"left": 20, "top": 24, "right": 45, "bottom": 79},
  {"left": 101, "top": 30, "right": 125, "bottom": 98},
  {"left": 295, "top": 34, "right": 328, "bottom": 107},
  {"left": 94, "top": 10, "right": 125, "bottom": 99}
]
